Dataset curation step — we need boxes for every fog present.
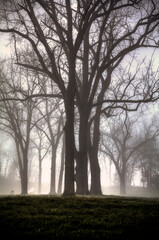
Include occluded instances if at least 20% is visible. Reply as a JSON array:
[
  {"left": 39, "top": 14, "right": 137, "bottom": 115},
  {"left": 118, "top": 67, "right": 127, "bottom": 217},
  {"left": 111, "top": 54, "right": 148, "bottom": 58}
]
[
  {"left": 1, "top": 180, "right": 159, "bottom": 198},
  {"left": 1, "top": 148, "right": 159, "bottom": 198},
  {"left": 1, "top": 106, "right": 159, "bottom": 198}
]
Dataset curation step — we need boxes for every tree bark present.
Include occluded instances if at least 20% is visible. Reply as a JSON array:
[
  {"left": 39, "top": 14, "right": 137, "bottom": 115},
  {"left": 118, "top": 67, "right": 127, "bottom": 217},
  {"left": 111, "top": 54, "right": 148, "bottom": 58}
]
[
  {"left": 63, "top": 58, "right": 76, "bottom": 196},
  {"left": 21, "top": 151, "right": 28, "bottom": 195},
  {"left": 75, "top": 110, "right": 89, "bottom": 194},
  {"left": 89, "top": 151, "right": 102, "bottom": 195},
  {"left": 120, "top": 173, "right": 126, "bottom": 195},
  {"left": 63, "top": 98, "right": 75, "bottom": 196},
  {"left": 15, "top": 140, "right": 28, "bottom": 195},
  {"left": 89, "top": 107, "right": 102, "bottom": 195}
]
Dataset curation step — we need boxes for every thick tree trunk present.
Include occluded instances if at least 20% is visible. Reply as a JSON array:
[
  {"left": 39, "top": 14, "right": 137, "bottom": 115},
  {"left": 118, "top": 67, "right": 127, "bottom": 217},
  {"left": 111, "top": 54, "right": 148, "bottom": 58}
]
[
  {"left": 88, "top": 72, "right": 112, "bottom": 195},
  {"left": 75, "top": 111, "right": 89, "bottom": 194},
  {"left": 89, "top": 107, "right": 102, "bottom": 195},
  {"left": 63, "top": 72, "right": 76, "bottom": 196},
  {"left": 119, "top": 164, "right": 126, "bottom": 195},
  {"left": 89, "top": 153, "right": 102, "bottom": 195},
  {"left": 120, "top": 173, "right": 126, "bottom": 195},
  {"left": 63, "top": 100, "right": 75, "bottom": 196},
  {"left": 75, "top": 26, "right": 90, "bottom": 195},
  {"left": 75, "top": 152, "right": 88, "bottom": 194},
  {"left": 21, "top": 176, "right": 28, "bottom": 195}
]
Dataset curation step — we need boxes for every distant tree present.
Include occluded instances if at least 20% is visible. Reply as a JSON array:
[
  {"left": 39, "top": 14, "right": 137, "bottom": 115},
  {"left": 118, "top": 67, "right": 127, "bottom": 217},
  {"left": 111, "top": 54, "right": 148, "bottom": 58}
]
[
  {"left": 36, "top": 95, "right": 64, "bottom": 194},
  {"left": 31, "top": 128, "right": 50, "bottom": 194},
  {"left": 0, "top": 65, "right": 40, "bottom": 194},
  {"left": 101, "top": 112, "right": 159, "bottom": 195},
  {"left": 138, "top": 134, "right": 159, "bottom": 190},
  {"left": 0, "top": 138, "right": 14, "bottom": 178},
  {"left": 151, "top": 174, "right": 159, "bottom": 191}
]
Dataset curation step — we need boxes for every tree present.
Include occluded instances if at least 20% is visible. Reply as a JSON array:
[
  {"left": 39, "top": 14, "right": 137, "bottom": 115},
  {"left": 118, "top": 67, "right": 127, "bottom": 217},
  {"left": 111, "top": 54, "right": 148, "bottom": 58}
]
[
  {"left": 0, "top": 64, "right": 39, "bottom": 194},
  {"left": 101, "top": 112, "right": 159, "bottom": 195},
  {"left": 0, "top": 134, "right": 14, "bottom": 178},
  {"left": 0, "top": 0, "right": 77, "bottom": 195},
  {"left": 73, "top": 0, "right": 159, "bottom": 194},
  {"left": 137, "top": 119, "right": 159, "bottom": 190},
  {"left": 31, "top": 128, "right": 50, "bottom": 194},
  {"left": 36, "top": 95, "right": 64, "bottom": 194}
]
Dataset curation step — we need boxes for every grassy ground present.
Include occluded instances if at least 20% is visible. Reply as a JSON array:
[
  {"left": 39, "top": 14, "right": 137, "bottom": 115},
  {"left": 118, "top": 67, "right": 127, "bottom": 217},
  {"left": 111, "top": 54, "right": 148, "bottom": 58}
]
[{"left": 0, "top": 195, "right": 159, "bottom": 239}]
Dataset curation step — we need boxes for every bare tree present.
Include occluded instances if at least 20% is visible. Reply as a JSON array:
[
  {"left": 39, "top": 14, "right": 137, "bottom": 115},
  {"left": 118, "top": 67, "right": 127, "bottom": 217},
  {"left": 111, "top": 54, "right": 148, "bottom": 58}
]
[
  {"left": 137, "top": 117, "right": 159, "bottom": 189},
  {"left": 31, "top": 128, "right": 50, "bottom": 194},
  {"left": 0, "top": 135, "right": 14, "bottom": 178},
  {"left": 101, "top": 112, "right": 159, "bottom": 195},
  {"left": 36, "top": 95, "right": 64, "bottom": 194},
  {"left": 0, "top": 64, "right": 39, "bottom": 194},
  {"left": 74, "top": 0, "right": 159, "bottom": 195}
]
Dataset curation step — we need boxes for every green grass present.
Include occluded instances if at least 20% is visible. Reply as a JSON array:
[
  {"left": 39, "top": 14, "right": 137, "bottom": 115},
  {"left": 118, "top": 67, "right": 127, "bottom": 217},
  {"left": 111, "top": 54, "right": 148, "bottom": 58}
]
[{"left": 0, "top": 195, "right": 159, "bottom": 239}]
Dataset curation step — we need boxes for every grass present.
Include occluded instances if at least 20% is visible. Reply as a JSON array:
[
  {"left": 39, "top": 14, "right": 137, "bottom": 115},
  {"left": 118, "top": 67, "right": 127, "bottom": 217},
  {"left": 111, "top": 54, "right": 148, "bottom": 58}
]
[{"left": 0, "top": 195, "right": 159, "bottom": 239}]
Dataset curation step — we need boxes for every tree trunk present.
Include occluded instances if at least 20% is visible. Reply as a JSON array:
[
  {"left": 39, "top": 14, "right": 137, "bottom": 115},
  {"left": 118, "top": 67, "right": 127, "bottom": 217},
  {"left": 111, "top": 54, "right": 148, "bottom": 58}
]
[
  {"left": 88, "top": 137, "right": 102, "bottom": 195},
  {"left": 38, "top": 144, "right": 42, "bottom": 194},
  {"left": 38, "top": 158, "right": 42, "bottom": 194},
  {"left": 21, "top": 152, "right": 28, "bottom": 195},
  {"left": 75, "top": 111, "right": 89, "bottom": 194},
  {"left": 147, "top": 162, "right": 153, "bottom": 190},
  {"left": 120, "top": 172, "right": 126, "bottom": 195},
  {"left": 21, "top": 175, "right": 28, "bottom": 195},
  {"left": 63, "top": 72, "right": 76, "bottom": 196},
  {"left": 49, "top": 149, "right": 56, "bottom": 194},
  {"left": 57, "top": 136, "right": 65, "bottom": 194},
  {"left": 75, "top": 26, "right": 90, "bottom": 195},
  {"left": 63, "top": 102, "right": 75, "bottom": 196},
  {"left": 89, "top": 153, "right": 102, "bottom": 195},
  {"left": 89, "top": 107, "right": 102, "bottom": 195}
]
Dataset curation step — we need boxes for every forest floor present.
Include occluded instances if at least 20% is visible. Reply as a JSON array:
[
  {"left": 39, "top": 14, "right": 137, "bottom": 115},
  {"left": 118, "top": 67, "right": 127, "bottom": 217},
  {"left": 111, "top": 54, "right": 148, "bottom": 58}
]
[{"left": 0, "top": 195, "right": 159, "bottom": 239}]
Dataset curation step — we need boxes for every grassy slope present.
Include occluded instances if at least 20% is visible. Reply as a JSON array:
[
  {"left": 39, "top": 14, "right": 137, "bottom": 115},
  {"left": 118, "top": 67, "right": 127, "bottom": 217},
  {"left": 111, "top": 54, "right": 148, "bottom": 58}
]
[{"left": 0, "top": 195, "right": 159, "bottom": 239}]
